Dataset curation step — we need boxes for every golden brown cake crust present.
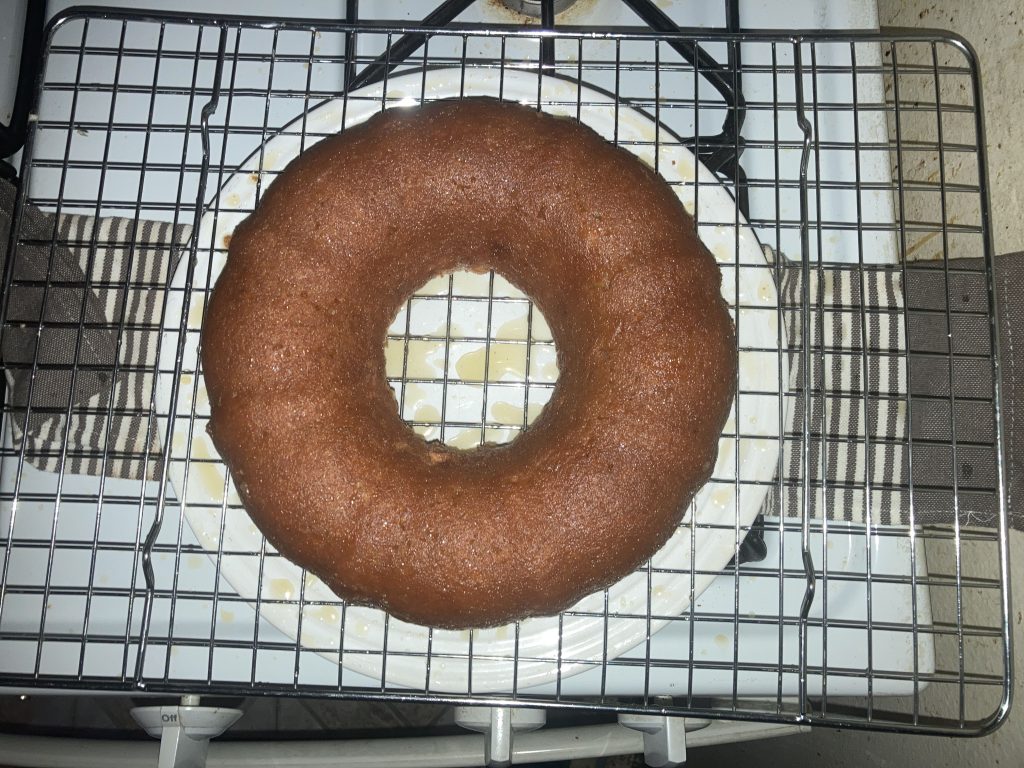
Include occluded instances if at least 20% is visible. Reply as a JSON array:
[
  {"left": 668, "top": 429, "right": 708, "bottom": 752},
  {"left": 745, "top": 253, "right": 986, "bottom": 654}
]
[{"left": 201, "top": 98, "right": 736, "bottom": 629}]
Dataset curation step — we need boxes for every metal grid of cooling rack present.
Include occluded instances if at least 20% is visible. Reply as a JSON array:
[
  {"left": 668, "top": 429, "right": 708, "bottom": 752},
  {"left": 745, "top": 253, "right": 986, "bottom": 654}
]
[{"left": 0, "top": 7, "right": 1011, "bottom": 736}]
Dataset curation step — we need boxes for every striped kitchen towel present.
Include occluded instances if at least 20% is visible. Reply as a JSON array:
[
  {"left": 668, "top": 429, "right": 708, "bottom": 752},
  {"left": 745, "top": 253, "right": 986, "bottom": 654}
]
[
  {"left": 765, "top": 252, "right": 1001, "bottom": 528},
  {"left": 1, "top": 188, "right": 190, "bottom": 480},
  {"left": 764, "top": 250, "right": 911, "bottom": 527}
]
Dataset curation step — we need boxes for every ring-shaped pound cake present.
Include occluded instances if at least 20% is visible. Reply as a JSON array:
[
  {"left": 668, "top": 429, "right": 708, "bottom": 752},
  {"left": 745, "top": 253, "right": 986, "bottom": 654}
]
[{"left": 201, "top": 98, "right": 737, "bottom": 629}]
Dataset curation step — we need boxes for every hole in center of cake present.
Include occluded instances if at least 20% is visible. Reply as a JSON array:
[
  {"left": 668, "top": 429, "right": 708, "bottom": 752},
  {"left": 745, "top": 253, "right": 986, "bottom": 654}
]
[{"left": 384, "top": 270, "right": 559, "bottom": 450}]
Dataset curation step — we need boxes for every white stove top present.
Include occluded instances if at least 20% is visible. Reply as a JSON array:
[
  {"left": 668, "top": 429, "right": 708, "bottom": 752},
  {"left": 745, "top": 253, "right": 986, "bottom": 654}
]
[
  {"left": 0, "top": 0, "right": 929, "bottom": 700},
  {"left": 44, "top": 0, "right": 881, "bottom": 28},
  {"left": 34, "top": 0, "right": 896, "bottom": 267}
]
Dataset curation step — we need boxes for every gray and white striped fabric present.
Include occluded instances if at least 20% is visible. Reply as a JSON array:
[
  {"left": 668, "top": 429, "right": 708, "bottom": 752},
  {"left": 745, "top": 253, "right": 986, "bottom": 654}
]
[
  {"left": 4, "top": 214, "right": 190, "bottom": 480},
  {"left": 3, "top": 211, "right": 915, "bottom": 524},
  {"left": 764, "top": 251, "right": 910, "bottom": 527}
]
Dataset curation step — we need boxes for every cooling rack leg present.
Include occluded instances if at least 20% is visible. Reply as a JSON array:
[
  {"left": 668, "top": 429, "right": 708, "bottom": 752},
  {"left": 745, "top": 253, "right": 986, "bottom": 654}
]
[
  {"left": 618, "top": 712, "right": 701, "bottom": 767},
  {"left": 454, "top": 706, "right": 546, "bottom": 767},
  {"left": 130, "top": 696, "right": 243, "bottom": 768}
]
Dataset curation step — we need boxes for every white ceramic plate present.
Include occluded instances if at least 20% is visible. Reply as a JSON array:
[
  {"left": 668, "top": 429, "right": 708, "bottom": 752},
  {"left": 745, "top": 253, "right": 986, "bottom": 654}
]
[{"left": 155, "top": 68, "right": 785, "bottom": 693}]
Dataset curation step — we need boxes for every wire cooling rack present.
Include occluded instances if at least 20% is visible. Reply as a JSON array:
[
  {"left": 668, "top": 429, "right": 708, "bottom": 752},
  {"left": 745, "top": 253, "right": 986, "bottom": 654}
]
[{"left": 0, "top": 6, "right": 1010, "bottom": 736}]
